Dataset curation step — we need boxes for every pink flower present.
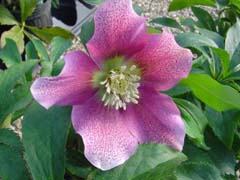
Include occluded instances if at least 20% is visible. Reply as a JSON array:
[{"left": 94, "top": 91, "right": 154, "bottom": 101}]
[{"left": 31, "top": 0, "right": 193, "bottom": 170}]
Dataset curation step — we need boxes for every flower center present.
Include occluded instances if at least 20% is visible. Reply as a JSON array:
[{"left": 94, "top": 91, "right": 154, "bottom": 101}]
[{"left": 93, "top": 57, "right": 141, "bottom": 110}]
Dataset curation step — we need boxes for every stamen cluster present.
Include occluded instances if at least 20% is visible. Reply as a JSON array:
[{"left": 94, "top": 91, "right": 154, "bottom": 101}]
[{"left": 100, "top": 65, "right": 141, "bottom": 110}]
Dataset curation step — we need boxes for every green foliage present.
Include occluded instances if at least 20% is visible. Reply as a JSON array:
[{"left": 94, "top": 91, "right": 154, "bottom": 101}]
[
  {"left": 20, "top": 0, "right": 38, "bottom": 22},
  {"left": 181, "top": 73, "right": 240, "bottom": 111},
  {"left": 169, "top": 0, "right": 215, "bottom": 11},
  {"left": 0, "top": 129, "right": 31, "bottom": 180},
  {"left": 22, "top": 103, "right": 71, "bottom": 180},
  {"left": 94, "top": 144, "right": 186, "bottom": 180},
  {"left": 0, "top": 5, "right": 18, "bottom": 25}
]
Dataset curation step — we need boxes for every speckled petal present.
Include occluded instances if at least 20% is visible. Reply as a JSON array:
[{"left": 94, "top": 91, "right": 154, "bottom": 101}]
[
  {"left": 87, "top": 0, "right": 149, "bottom": 65},
  {"left": 132, "top": 29, "right": 193, "bottom": 91},
  {"left": 31, "top": 51, "right": 98, "bottom": 109},
  {"left": 129, "top": 86, "right": 185, "bottom": 150},
  {"left": 72, "top": 95, "right": 138, "bottom": 171}
]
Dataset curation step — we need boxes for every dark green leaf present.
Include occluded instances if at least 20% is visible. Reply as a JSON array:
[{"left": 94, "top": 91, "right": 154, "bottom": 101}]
[
  {"left": 174, "top": 99, "right": 208, "bottom": 149},
  {"left": 0, "top": 129, "right": 30, "bottom": 180},
  {"left": 197, "top": 28, "right": 225, "bottom": 48},
  {"left": 0, "top": 61, "right": 37, "bottom": 123},
  {"left": 210, "top": 47, "right": 230, "bottom": 77},
  {"left": 22, "top": 103, "right": 71, "bottom": 180},
  {"left": 0, "top": 38, "right": 22, "bottom": 67},
  {"left": 225, "top": 18, "right": 240, "bottom": 57},
  {"left": 0, "top": 144, "right": 31, "bottom": 180},
  {"left": 230, "top": 42, "right": 240, "bottom": 70},
  {"left": 80, "top": 20, "right": 94, "bottom": 48},
  {"left": 181, "top": 73, "right": 240, "bottom": 111},
  {"left": 0, "top": 129, "right": 22, "bottom": 152},
  {"left": 30, "top": 38, "right": 50, "bottom": 61},
  {"left": 175, "top": 32, "right": 218, "bottom": 49},
  {"left": 0, "top": 5, "right": 18, "bottom": 25},
  {"left": 206, "top": 107, "right": 239, "bottom": 148},
  {"left": 205, "top": 129, "right": 236, "bottom": 175},
  {"left": 191, "top": 6, "right": 216, "bottom": 31},
  {"left": 1, "top": 25, "right": 24, "bottom": 53},
  {"left": 20, "top": 0, "right": 38, "bottom": 22},
  {"left": 28, "top": 26, "right": 74, "bottom": 43},
  {"left": 25, "top": 41, "right": 38, "bottom": 60},
  {"left": 163, "top": 84, "right": 191, "bottom": 97},
  {"left": 151, "top": 17, "right": 184, "bottom": 30},
  {"left": 169, "top": 0, "right": 215, "bottom": 11},
  {"left": 82, "top": 0, "right": 104, "bottom": 5},
  {"left": 50, "top": 37, "right": 72, "bottom": 63},
  {"left": 94, "top": 144, "right": 186, "bottom": 180}
]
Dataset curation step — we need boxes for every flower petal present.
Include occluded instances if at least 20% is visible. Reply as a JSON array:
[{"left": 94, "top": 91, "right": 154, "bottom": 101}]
[
  {"left": 31, "top": 51, "right": 98, "bottom": 109},
  {"left": 72, "top": 95, "right": 138, "bottom": 170},
  {"left": 129, "top": 86, "right": 185, "bottom": 150},
  {"left": 87, "top": 0, "right": 149, "bottom": 65},
  {"left": 132, "top": 29, "right": 193, "bottom": 91}
]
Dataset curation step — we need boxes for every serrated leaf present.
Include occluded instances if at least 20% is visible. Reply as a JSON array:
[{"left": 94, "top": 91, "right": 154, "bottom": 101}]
[
  {"left": 25, "top": 41, "right": 38, "bottom": 60},
  {"left": 20, "top": 0, "right": 38, "bottom": 22},
  {"left": 181, "top": 73, "right": 240, "bottom": 111},
  {"left": 22, "top": 103, "right": 71, "bottom": 180},
  {"left": 174, "top": 99, "right": 208, "bottom": 149},
  {"left": 0, "top": 129, "right": 30, "bottom": 180},
  {"left": 0, "top": 61, "right": 37, "bottom": 123},
  {"left": 30, "top": 38, "right": 50, "bottom": 61},
  {"left": 94, "top": 144, "right": 186, "bottom": 180},
  {"left": 50, "top": 37, "right": 72, "bottom": 63},
  {"left": 169, "top": 0, "right": 215, "bottom": 11},
  {"left": 0, "top": 38, "right": 22, "bottom": 67},
  {"left": 0, "top": 5, "right": 18, "bottom": 25},
  {"left": 28, "top": 26, "right": 74, "bottom": 43},
  {"left": 1, "top": 26, "right": 24, "bottom": 53},
  {"left": 151, "top": 17, "right": 184, "bottom": 30},
  {"left": 225, "top": 18, "right": 240, "bottom": 57}
]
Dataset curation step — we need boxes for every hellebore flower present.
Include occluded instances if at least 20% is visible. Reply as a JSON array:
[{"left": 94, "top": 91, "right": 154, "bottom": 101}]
[{"left": 31, "top": 0, "right": 193, "bottom": 170}]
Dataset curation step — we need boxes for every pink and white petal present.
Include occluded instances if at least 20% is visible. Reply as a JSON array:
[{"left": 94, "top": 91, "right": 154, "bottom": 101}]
[
  {"left": 132, "top": 29, "right": 193, "bottom": 91},
  {"left": 130, "top": 86, "right": 185, "bottom": 150},
  {"left": 72, "top": 96, "right": 139, "bottom": 171},
  {"left": 31, "top": 51, "right": 98, "bottom": 109},
  {"left": 87, "top": 0, "right": 149, "bottom": 65}
]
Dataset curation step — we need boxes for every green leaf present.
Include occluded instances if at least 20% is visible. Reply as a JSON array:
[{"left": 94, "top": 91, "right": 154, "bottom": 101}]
[
  {"left": 94, "top": 144, "right": 186, "bottom": 180},
  {"left": 198, "top": 28, "right": 225, "bottom": 48},
  {"left": 20, "top": 0, "right": 38, "bottom": 22},
  {"left": 174, "top": 99, "right": 208, "bottom": 149},
  {"left": 28, "top": 26, "right": 74, "bottom": 43},
  {"left": 225, "top": 18, "right": 240, "bottom": 57},
  {"left": 0, "top": 61, "right": 37, "bottom": 123},
  {"left": 210, "top": 47, "right": 230, "bottom": 77},
  {"left": 151, "top": 17, "right": 184, "bottom": 30},
  {"left": 22, "top": 103, "right": 71, "bottom": 180},
  {"left": 30, "top": 38, "right": 50, "bottom": 61},
  {"left": 169, "top": 0, "right": 215, "bottom": 11},
  {"left": 175, "top": 32, "right": 218, "bottom": 49},
  {"left": 205, "top": 107, "right": 239, "bottom": 149},
  {"left": 0, "top": 5, "right": 18, "bottom": 25},
  {"left": 1, "top": 25, "right": 24, "bottom": 53},
  {"left": 0, "top": 129, "right": 22, "bottom": 152},
  {"left": 50, "top": 37, "right": 72, "bottom": 63},
  {"left": 0, "top": 129, "right": 31, "bottom": 180},
  {"left": 82, "top": 0, "right": 104, "bottom": 5},
  {"left": 133, "top": 3, "right": 144, "bottom": 15},
  {"left": 80, "top": 20, "right": 95, "bottom": 48},
  {"left": 175, "top": 142, "right": 223, "bottom": 180},
  {"left": 191, "top": 6, "right": 216, "bottom": 31},
  {"left": 230, "top": 42, "right": 240, "bottom": 71},
  {"left": 0, "top": 38, "right": 22, "bottom": 67},
  {"left": 25, "top": 41, "right": 38, "bottom": 60},
  {"left": 163, "top": 84, "right": 191, "bottom": 97},
  {"left": 205, "top": 129, "right": 236, "bottom": 175},
  {"left": 181, "top": 73, "right": 240, "bottom": 111}
]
